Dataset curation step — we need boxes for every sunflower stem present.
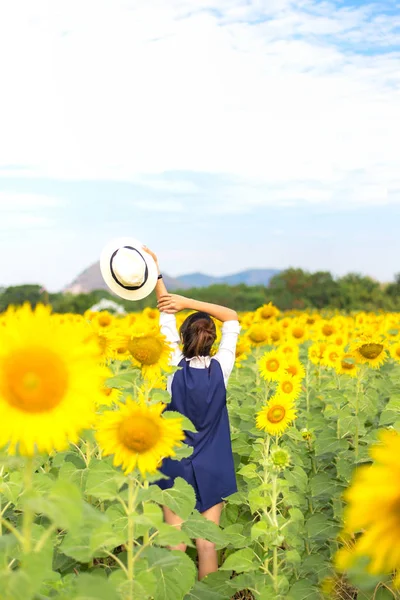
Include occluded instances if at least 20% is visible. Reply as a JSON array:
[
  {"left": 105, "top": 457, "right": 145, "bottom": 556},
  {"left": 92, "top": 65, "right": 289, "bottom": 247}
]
[
  {"left": 270, "top": 473, "right": 279, "bottom": 594},
  {"left": 305, "top": 361, "right": 311, "bottom": 420},
  {"left": 354, "top": 370, "right": 362, "bottom": 462},
  {"left": 127, "top": 475, "right": 137, "bottom": 598},
  {"left": 262, "top": 436, "right": 271, "bottom": 574},
  {"left": 22, "top": 456, "right": 35, "bottom": 554}
]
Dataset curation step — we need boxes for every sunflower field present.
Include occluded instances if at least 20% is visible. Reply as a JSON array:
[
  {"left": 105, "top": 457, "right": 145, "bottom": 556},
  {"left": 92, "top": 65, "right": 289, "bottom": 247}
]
[{"left": 1, "top": 302, "right": 400, "bottom": 600}]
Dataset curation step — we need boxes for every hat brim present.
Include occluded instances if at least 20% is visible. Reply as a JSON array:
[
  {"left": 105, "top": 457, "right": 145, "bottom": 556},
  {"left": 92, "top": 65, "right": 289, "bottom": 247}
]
[{"left": 100, "top": 237, "right": 159, "bottom": 301}]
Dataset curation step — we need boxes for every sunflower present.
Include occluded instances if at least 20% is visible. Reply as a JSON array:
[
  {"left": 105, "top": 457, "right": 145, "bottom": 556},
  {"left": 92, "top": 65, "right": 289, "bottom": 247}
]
[
  {"left": 97, "top": 386, "right": 122, "bottom": 407},
  {"left": 390, "top": 342, "right": 400, "bottom": 363},
  {"left": 235, "top": 336, "right": 251, "bottom": 366},
  {"left": 278, "top": 343, "right": 299, "bottom": 360},
  {"left": 256, "top": 302, "right": 280, "bottom": 321},
  {"left": 93, "top": 311, "right": 115, "bottom": 329},
  {"left": 350, "top": 335, "right": 388, "bottom": 369},
  {"left": 335, "top": 352, "right": 359, "bottom": 378},
  {"left": 126, "top": 322, "right": 172, "bottom": 380},
  {"left": 284, "top": 359, "right": 306, "bottom": 381},
  {"left": 0, "top": 303, "right": 109, "bottom": 455},
  {"left": 247, "top": 322, "right": 269, "bottom": 346},
  {"left": 87, "top": 321, "right": 123, "bottom": 362},
  {"left": 321, "top": 345, "right": 341, "bottom": 369},
  {"left": 339, "top": 430, "right": 400, "bottom": 577},
  {"left": 276, "top": 375, "right": 302, "bottom": 402},
  {"left": 256, "top": 394, "right": 297, "bottom": 436},
  {"left": 96, "top": 398, "right": 185, "bottom": 476},
  {"left": 318, "top": 320, "right": 337, "bottom": 340},
  {"left": 308, "top": 342, "right": 327, "bottom": 366},
  {"left": 289, "top": 322, "right": 307, "bottom": 344},
  {"left": 259, "top": 350, "right": 285, "bottom": 381},
  {"left": 268, "top": 326, "right": 283, "bottom": 345}
]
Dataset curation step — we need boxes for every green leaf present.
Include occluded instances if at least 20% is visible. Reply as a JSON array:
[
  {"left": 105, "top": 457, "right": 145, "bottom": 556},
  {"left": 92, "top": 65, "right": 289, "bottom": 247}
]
[
  {"left": 306, "top": 514, "right": 340, "bottom": 541},
  {"left": 237, "top": 463, "right": 259, "bottom": 479},
  {"left": 58, "top": 461, "right": 88, "bottom": 490},
  {"left": 106, "top": 504, "right": 128, "bottom": 539},
  {"left": 0, "top": 472, "right": 24, "bottom": 505},
  {"left": 109, "top": 558, "right": 157, "bottom": 599},
  {"left": 200, "top": 570, "right": 234, "bottom": 597},
  {"left": 163, "top": 411, "right": 197, "bottom": 433},
  {"left": 223, "top": 523, "right": 249, "bottom": 548},
  {"left": 61, "top": 504, "right": 121, "bottom": 562},
  {"left": 287, "top": 580, "right": 319, "bottom": 600},
  {"left": 74, "top": 573, "right": 120, "bottom": 600},
  {"left": 300, "top": 554, "right": 331, "bottom": 579},
  {"left": 156, "top": 523, "right": 193, "bottom": 547},
  {"left": 0, "top": 570, "right": 33, "bottom": 600},
  {"left": 286, "top": 549, "right": 302, "bottom": 566},
  {"left": 184, "top": 581, "right": 227, "bottom": 600},
  {"left": 143, "top": 547, "right": 196, "bottom": 600},
  {"left": 85, "top": 460, "right": 126, "bottom": 500},
  {"left": 250, "top": 520, "right": 269, "bottom": 541},
  {"left": 182, "top": 511, "right": 229, "bottom": 548},
  {"left": 310, "top": 472, "right": 341, "bottom": 498},
  {"left": 150, "top": 477, "right": 196, "bottom": 520},
  {"left": 22, "top": 479, "right": 84, "bottom": 530},
  {"left": 220, "top": 548, "right": 258, "bottom": 573},
  {"left": 314, "top": 432, "right": 348, "bottom": 457},
  {"left": 284, "top": 466, "right": 308, "bottom": 493},
  {"left": 248, "top": 487, "right": 270, "bottom": 513}
]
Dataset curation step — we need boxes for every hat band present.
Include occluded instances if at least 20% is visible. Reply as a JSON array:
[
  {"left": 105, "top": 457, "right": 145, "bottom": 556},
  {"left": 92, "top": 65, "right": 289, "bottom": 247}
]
[{"left": 110, "top": 246, "right": 149, "bottom": 291}]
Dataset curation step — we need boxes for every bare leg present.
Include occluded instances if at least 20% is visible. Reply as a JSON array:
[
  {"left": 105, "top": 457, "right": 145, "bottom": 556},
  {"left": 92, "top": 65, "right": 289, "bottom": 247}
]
[
  {"left": 196, "top": 502, "right": 224, "bottom": 580},
  {"left": 162, "top": 505, "right": 187, "bottom": 552}
]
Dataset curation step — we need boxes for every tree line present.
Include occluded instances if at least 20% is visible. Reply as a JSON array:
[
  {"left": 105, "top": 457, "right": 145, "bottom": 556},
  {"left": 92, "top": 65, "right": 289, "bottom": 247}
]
[{"left": 1, "top": 269, "right": 400, "bottom": 314}]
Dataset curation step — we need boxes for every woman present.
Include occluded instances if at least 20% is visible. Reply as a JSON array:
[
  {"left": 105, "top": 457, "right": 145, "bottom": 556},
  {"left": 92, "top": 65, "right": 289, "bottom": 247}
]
[{"left": 144, "top": 247, "right": 240, "bottom": 580}]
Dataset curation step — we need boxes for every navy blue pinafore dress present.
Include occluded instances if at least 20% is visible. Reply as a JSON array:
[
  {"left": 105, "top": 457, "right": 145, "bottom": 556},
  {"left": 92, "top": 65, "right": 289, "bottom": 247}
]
[{"left": 155, "top": 356, "right": 237, "bottom": 513}]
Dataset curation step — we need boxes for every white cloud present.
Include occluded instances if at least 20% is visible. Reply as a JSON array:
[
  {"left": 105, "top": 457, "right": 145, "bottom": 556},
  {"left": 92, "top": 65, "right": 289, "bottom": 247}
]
[
  {"left": 0, "top": 0, "right": 399, "bottom": 209},
  {"left": 0, "top": 214, "right": 54, "bottom": 230},
  {"left": 132, "top": 200, "right": 186, "bottom": 212},
  {"left": 0, "top": 192, "right": 62, "bottom": 210}
]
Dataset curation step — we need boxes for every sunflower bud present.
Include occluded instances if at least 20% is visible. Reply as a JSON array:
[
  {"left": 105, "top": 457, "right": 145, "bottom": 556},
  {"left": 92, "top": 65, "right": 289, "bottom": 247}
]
[
  {"left": 301, "top": 428, "right": 313, "bottom": 441},
  {"left": 270, "top": 447, "right": 291, "bottom": 471}
]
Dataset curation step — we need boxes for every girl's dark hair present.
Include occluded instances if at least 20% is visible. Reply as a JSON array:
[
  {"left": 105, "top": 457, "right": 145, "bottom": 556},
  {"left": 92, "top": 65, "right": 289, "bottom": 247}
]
[{"left": 180, "top": 311, "right": 217, "bottom": 358}]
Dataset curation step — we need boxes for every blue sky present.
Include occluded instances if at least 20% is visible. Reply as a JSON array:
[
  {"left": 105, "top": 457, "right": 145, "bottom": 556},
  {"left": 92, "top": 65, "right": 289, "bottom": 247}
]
[{"left": 0, "top": 0, "right": 399, "bottom": 292}]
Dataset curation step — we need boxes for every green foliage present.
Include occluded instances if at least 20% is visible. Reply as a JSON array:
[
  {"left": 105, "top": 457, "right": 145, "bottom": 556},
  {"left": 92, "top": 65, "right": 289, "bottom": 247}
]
[
  {"left": 3, "top": 267, "right": 400, "bottom": 313},
  {"left": 1, "top": 337, "right": 400, "bottom": 599}
]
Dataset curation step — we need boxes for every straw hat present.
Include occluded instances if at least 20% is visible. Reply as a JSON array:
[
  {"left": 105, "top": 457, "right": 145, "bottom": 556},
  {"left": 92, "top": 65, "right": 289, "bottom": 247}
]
[{"left": 100, "top": 237, "right": 158, "bottom": 300}]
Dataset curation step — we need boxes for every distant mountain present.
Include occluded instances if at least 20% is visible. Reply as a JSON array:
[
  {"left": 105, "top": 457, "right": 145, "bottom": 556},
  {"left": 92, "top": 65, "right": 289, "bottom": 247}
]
[
  {"left": 176, "top": 269, "right": 280, "bottom": 288},
  {"left": 64, "top": 262, "right": 184, "bottom": 295},
  {"left": 64, "top": 263, "right": 280, "bottom": 294}
]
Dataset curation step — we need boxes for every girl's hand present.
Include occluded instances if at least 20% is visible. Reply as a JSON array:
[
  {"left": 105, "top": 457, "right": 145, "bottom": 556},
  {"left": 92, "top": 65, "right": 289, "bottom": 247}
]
[
  {"left": 158, "top": 294, "right": 188, "bottom": 314},
  {"left": 142, "top": 245, "right": 158, "bottom": 265}
]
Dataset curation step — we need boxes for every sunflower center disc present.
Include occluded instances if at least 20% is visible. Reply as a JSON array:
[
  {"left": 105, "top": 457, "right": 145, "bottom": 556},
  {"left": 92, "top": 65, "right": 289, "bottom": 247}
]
[
  {"left": 266, "top": 359, "right": 279, "bottom": 372},
  {"left": 267, "top": 405, "right": 286, "bottom": 424},
  {"left": 282, "top": 381, "right": 293, "bottom": 393},
  {"left": 292, "top": 327, "right": 304, "bottom": 339},
  {"left": 323, "top": 325, "right": 334, "bottom": 336},
  {"left": 249, "top": 327, "right": 267, "bottom": 343},
  {"left": 359, "top": 343, "right": 384, "bottom": 360},
  {"left": 118, "top": 415, "right": 160, "bottom": 453},
  {"left": 286, "top": 365, "right": 297, "bottom": 376},
  {"left": 128, "top": 336, "right": 163, "bottom": 365},
  {"left": 98, "top": 314, "right": 112, "bottom": 327},
  {"left": 3, "top": 347, "right": 68, "bottom": 413}
]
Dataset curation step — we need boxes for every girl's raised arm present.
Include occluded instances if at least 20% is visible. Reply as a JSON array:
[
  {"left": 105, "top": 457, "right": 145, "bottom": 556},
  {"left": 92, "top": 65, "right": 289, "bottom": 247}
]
[{"left": 157, "top": 295, "right": 238, "bottom": 323}]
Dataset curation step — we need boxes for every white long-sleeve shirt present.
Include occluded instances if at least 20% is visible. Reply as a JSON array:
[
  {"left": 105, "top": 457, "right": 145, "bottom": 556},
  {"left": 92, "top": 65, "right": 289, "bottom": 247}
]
[{"left": 159, "top": 312, "right": 241, "bottom": 393}]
